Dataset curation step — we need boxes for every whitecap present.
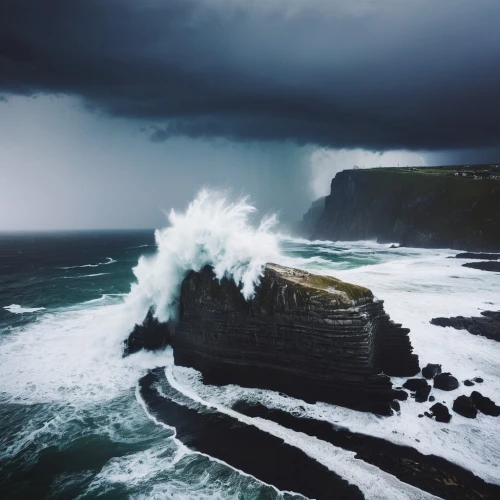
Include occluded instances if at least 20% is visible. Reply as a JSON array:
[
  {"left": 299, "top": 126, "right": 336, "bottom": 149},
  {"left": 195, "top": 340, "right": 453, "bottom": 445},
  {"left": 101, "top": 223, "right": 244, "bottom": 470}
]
[
  {"left": 58, "top": 257, "right": 116, "bottom": 269},
  {"left": 60, "top": 272, "right": 110, "bottom": 279},
  {"left": 3, "top": 304, "right": 45, "bottom": 314}
]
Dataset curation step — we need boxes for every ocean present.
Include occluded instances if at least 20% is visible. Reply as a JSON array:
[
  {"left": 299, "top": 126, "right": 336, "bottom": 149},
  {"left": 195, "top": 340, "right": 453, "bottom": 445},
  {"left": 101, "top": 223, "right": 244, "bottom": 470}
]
[{"left": 1, "top": 194, "right": 500, "bottom": 499}]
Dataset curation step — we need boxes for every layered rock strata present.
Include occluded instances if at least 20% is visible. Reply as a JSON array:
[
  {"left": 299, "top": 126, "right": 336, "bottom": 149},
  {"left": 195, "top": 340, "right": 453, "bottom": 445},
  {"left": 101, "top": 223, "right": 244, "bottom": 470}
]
[{"left": 127, "top": 264, "right": 419, "bottom": 414}]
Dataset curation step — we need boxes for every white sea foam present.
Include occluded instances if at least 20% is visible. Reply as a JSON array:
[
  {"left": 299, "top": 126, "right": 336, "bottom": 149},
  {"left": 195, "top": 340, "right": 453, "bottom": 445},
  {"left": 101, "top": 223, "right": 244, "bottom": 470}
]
[
  {"left": 3, "top": 304, "right": 46, "bottom": 314},
  {"left": 0, "top": 299, "right": 170, "bottom": 405},
  {"left": 59, "top": 257, "right": 117, "bottom": 269},
  {"left": 174, "top": 239, "right": 500, "bottom": 485},
  {"left": 60, "top": 272, "right": 110, "bottom": 279},
  {"left": 165, "top": 353, "right": 437, "bottom": 500},
  {"left": 125, "top": 189, "right": 281, "bottom": 323}
]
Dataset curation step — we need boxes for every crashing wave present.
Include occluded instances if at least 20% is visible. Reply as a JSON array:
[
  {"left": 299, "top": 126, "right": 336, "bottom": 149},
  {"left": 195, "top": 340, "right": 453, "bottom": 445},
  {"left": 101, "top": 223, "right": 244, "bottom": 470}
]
[{"left": 126, "top": 189, "right": 281, "bottom": 323}]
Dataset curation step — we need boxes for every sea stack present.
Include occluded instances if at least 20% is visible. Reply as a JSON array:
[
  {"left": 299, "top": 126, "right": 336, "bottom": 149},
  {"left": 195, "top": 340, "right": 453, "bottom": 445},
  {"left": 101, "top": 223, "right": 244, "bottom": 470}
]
[{"left": 126, "top": 264, "right": 420, "bottom": 414}]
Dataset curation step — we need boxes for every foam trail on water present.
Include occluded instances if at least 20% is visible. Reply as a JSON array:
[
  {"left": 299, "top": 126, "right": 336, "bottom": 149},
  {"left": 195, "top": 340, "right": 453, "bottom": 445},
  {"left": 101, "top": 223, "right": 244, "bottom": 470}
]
[
  {"left": 60, "top": 273, "right": 110, "bottom": 279},
  {"left": 59, "top": 257, "right": 117, "bottom": 269},
  {"left": 163, "top": 352, "right": 436, "bottom": 500},
  {"left": 4, "top": 304, "right": 46, "bottom": 314},
  {"left": 126, "top": 189, "right": 281, "bottom": 323}
]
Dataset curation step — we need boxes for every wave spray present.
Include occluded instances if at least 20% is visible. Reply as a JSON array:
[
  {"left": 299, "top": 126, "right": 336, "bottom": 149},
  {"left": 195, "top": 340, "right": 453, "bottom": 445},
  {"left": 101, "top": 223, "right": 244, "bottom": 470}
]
[{"left": 126, "top": 189, "right": 281, "bottom": 323}]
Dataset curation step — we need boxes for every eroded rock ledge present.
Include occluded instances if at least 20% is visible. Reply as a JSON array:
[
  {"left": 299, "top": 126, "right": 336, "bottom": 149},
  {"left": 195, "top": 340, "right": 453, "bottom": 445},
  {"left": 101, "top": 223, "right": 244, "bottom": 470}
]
[{"left": 127, "top": 264, "right": 419, "bottom": 414}]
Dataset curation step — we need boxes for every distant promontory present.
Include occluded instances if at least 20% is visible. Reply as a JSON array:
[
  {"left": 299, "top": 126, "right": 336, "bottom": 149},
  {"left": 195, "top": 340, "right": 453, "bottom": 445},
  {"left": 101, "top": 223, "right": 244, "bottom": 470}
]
[{"left": 303, "top": 165, "right": 500, "bottom": 251}]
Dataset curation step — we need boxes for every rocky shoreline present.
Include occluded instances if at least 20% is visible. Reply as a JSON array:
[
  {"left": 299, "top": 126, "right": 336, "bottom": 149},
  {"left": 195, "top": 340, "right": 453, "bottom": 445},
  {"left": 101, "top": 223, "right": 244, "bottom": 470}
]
[
  {"left": 431, "top": 311, "right": 500, "bottom": 342},
  {"left": 140, "top": 368, "right": 500, "bottom": 500},
  {"left": 139, "top": 368, "right": 363, "bottom": 500}
]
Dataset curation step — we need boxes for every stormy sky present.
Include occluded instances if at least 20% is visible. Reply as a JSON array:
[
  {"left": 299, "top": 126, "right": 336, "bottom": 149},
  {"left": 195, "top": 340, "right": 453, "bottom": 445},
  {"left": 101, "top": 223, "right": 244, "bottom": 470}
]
[{"left": 1, "top": 0, "right": 500, "bottom": 229}]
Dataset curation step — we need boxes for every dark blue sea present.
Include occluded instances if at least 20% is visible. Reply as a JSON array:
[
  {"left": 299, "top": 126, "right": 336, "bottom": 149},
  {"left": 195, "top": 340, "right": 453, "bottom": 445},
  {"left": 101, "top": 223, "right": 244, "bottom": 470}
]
[{"left": 1, "top": 226, "right": 499, "bottom": 499}]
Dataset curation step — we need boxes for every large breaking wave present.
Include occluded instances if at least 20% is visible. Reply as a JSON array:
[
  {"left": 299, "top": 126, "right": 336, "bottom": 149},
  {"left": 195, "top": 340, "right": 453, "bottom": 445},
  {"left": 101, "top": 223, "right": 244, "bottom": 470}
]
[{"left": 126, "top": 189, "right": 281, "bottom": 323}]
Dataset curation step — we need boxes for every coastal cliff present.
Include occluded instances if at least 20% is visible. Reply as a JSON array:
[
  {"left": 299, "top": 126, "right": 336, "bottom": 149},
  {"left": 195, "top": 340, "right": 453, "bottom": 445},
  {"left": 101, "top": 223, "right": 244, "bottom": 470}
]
[
  {"left": 296, "top": 196, "right": 326, "bottom": 237},
  {"left": 126, "top": 264, "right": 419, "bottom": 414},
  {"left": 311, "top": 167, "right": 500, "bottom": 250}
]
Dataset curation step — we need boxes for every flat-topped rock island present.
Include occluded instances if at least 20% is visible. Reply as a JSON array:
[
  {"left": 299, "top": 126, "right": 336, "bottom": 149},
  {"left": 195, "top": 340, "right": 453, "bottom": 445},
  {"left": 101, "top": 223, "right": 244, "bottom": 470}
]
[{"left": 126, "top": 263, "right": 420, "bottom": 415}]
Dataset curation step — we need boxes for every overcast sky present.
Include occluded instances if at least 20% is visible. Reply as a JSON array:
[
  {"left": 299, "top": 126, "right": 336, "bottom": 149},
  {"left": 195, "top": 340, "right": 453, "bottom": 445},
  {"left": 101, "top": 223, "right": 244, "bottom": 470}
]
[{"left": 1, "top": 0, "right": 500, "bottom": 230}]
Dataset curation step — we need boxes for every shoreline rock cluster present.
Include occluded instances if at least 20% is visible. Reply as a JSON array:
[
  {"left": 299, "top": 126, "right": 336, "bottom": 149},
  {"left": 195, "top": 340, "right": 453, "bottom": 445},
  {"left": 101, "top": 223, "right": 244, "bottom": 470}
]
[{"left": 431, "top": 311, "right": 500, "bottom": 342}]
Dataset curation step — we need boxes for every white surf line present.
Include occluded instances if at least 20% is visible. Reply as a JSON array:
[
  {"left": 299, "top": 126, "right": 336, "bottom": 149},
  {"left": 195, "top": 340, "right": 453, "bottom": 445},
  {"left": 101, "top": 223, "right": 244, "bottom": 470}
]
[
  {"left": 166, "top": 363, "right": 438, "bottom": 500},
  {"left": 3, "top": 304, "right": 46, "bottom": 314},
  {"left": 134, "top": 384, "right": 303, "bottom": 499},
  {"left": 58, "top": 257, "right": 117, "bottom": 269}
]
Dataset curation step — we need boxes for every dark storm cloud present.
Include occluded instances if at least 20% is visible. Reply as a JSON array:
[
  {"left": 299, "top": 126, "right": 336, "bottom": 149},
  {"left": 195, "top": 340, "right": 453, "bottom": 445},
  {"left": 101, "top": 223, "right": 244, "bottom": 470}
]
[{"left": 1, "top": 0, "right": 500, "bottom": 151}]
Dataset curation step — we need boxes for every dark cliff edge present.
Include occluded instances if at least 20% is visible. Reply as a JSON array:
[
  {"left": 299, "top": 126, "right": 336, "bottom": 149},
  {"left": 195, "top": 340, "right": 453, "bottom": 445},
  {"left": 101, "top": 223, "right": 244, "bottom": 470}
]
[
  {"left": 312, "top": 167, "right": 500, "bottom": 251},
  {"left": 295, "top": 195, "right": 326, "bottom": 237},
  {"left": 126, "top": 264, "right": 419, "bottom": 415}
]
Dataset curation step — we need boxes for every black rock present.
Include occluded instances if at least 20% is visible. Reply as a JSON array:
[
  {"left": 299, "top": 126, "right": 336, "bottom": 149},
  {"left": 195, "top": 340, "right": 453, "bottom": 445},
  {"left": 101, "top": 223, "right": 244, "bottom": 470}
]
[
  {"left": 428, "top": 403, "right": 452, "bottom": 423},
  {"left": 172, "top": 264, "right": 420, "bottom": 415},
  {"left": 123, "top": 309, "right": 170, "bottom": 356},
  {"left": 429, "top": 396, "right": 435, "bottom": 402},
  {"left": 463, "top": 380, "right": 475, "bottom": 387},
  {"left": 434, "top": 373, "right": 459, "bottom": 391},
  {"left": 393, "top": 389, "right": 408, "bottom": 401},
  {"left": 470, "top": 391, "right": 500, "bottom": 417},
  {"left": 453, "top": 396, "right": 477, "bottom": 419},
  {"left": 403, "top": 379, "right": 430, "bottom": 392},
  {"left": 389, "top": 244, "right": 400, "bottom": 249},
  {"left": 418, "top": 414, "right": 424, "bottom": 418},
  {"left": 462, "top": 262, "right": 500, "bottom": 273},
  {"left": 455, "top": 252, "right": 500, "bottom": 260},
  {"left": 415, "top": 386, "right": 432, "bottom": 403},
  {"left": 391, "top": 400, "right": 401, "bottom": 412},
  {"left": 422, "top": 363, "right": 442, "bottom": 379},
  {"left": 473, "top": 377, "right": 484, "bottom": 383},
  {"left": 431, "top": 311, "right": 500, "bottom": 343}
]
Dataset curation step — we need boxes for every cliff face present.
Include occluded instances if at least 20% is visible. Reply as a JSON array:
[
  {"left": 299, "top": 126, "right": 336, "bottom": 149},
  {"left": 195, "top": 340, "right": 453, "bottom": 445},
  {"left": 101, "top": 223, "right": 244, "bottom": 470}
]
[
  {"left": 163, "top": 264, "right": 419, "bottom": 414},
  {"left": 296, "top": 196, "right": 326, "bottom": 237},
  {"left": 312, "top": 169, "right": 500, "bottom": 251}
]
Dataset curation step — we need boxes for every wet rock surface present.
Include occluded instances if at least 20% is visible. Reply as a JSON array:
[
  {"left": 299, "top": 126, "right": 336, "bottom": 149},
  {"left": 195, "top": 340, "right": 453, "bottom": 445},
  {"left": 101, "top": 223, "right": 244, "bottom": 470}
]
[
  {"left": 453, "top": 396, "right": 478, "bottom": 419},
  {"left": 393, "top": 389, "right": 408, "bottom": 401},
  {"left": 431, "top": 311, "right": 500, "bottom": 342},
  {"left": 434, "top": 373, "right": 460, "bottom": 391},
  {"left": 415, "top": 386, "right": 432, "bottom": 403},
  {"left": 427, "top": 403, "right": 452, "bottom": 423},
  {"left": 422, "top": 363, "right": 442, "bottom": 379},
  {"left": 470, "top": 391, "right": 500, "bottom": 417},
  {"left": 123, "top": 309, "right": 170, "bottom": 356},
  {"left": 455, "top": 252, "right": 500, "bottom": 260},
  {"left": 403, "top": 379, "right": 430, "bottom": 391},
  {"left": 462, "top": 262, "right": 500, "bottom": 272}
]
